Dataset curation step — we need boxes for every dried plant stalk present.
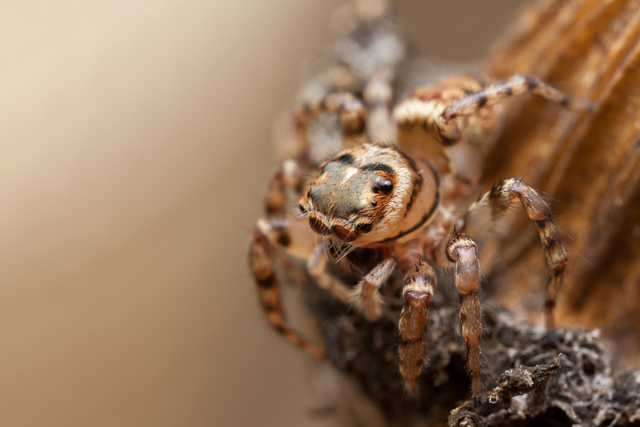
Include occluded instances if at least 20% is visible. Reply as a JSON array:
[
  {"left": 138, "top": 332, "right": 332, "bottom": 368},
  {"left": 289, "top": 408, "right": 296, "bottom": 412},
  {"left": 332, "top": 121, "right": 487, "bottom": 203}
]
[{"left": 481, "top": 0, "right": 640, "bottom": 364}]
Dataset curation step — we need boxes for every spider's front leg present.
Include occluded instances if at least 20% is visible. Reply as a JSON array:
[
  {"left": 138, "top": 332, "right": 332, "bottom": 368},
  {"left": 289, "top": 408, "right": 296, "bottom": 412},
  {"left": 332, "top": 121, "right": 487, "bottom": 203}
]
[
  {"left": 398, "top": 259, "right": 436, "bottom": 396},
  {"left": 249, "top": 219, "right": 326, "bottom": 358},
  {"left": 446, "top": 232, "right": 484, "bottom": 406},
  {"left": 250, "top": 158, "right": 326, "bottom": 358}
]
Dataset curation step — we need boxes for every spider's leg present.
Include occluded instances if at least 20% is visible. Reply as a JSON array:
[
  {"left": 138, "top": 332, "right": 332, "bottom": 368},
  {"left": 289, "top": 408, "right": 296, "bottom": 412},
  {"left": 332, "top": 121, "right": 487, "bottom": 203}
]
[
  {"left": 440, "top": 74, "right": 592, "bottom": 141},
  {"left": 296, "top": 92, "right": 366, "bottom": 162},
  {"left": 363, "top": 69, "right": 394, "bottom": 143},
  {"left": 463, "top": 177, "right": 567, "bottom": 330},
  {"left": 393, "top": 75, "right": 484, "bottom": 148},
  {"left": 249, "top": 219, "right": 326, "bottom": 359},
  {"left": 307, "top": 243, "right": 357, "bottom": 305},
  {"left": 398, "top": 260, "right": 436, "bottom": 397},
  {"left": 351, "top": 256, "right": 397, "bottom": 321},
  {"left": 394, "top": 74, "right": 590, "bottom": 148},
  {"left": 446, "top": 233, "right": 484, "bottom": 406},
  {"left": 265, "top": 159, "right": 304, "bottom": 217}
]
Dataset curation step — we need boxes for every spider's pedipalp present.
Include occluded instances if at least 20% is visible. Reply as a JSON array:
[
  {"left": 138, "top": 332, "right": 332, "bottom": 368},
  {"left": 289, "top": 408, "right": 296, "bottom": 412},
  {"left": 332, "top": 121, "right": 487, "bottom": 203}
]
[
  {"left": 307, "top": 243, "right": 354, "bottom": 305},
  {"left": 352, "top": 256, "right": 396, "bottom": 320},
  {"left": 463, "top": 177, "right": 568, "bottom": 330}
]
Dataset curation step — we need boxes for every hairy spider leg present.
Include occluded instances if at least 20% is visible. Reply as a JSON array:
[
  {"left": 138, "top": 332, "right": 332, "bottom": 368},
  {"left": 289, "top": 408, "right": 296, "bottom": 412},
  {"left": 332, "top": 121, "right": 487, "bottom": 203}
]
[
  {"left": 363, "top": 69, "right": 395, "bottom": 143},
  {"left": 440, "top": 74, "right": 592, "bottom": 142},
  {"left": 264, "top": 159, "right": 304, "bottom": 217},
  {"left": 351, "top": 256, "right": 397, "bottom": 321},
  {"left": 394, "top": 74, "right": 591, "bottom": 147},
  {"left": 249, "top": 220, "right": 326, "bottom": 358},
  {"left": 398, "top": 259, "right": 436, "bottom": 397},
  {"left": 463, "top": 177, "right": 568, "bottom": 330},
  {"left": 446, "top": 233, "right": 484, "bottom": 406},
  {"left": 252, "top": 155, "right": 326, "bottom": 357},
  {"left": 295, "top": 92, "right": 366, "bottom": 164}
]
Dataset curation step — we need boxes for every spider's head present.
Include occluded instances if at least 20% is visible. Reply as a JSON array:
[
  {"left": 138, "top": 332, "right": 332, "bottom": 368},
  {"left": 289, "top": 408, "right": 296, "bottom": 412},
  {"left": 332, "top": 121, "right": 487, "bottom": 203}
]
[{"left": 298, "top": 144, "right": 439, "bottom": 246}]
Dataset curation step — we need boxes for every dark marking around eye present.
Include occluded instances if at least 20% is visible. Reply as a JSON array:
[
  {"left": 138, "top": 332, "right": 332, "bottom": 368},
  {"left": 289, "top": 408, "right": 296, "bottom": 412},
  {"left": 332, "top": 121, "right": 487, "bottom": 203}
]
[
  {"left": 361, "top": 162, "right": 395, "bottom": 175},
  {"left": 299, "top": 204, "right": 306, "bottom": 213},
  {"left": 336, "top": 152, "right": 355, "bottom": 165}
]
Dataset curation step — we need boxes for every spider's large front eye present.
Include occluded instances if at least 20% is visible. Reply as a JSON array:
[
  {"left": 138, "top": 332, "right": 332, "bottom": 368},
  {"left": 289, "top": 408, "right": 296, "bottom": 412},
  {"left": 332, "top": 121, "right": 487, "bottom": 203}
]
[
  {"left": 373, "top": 179, "right": 393, "bottom": 194},
  {"left": 332, "top": 225, "right": 356, "bottom": 242},
  {"left": 309, "top": 216, "right": 331, "bottom": 235}
]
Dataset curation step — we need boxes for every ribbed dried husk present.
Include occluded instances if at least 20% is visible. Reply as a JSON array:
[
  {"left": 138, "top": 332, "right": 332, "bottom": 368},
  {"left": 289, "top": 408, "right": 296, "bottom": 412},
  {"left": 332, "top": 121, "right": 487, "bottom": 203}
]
[{"left": 481, "top": 0, "right": 640, "bottom": 364}]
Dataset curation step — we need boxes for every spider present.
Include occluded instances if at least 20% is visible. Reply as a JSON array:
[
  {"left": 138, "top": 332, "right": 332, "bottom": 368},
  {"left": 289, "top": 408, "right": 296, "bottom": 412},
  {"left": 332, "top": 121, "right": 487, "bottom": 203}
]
[{"left": 248, "top": 4, "right": 591, "bottom": 407}]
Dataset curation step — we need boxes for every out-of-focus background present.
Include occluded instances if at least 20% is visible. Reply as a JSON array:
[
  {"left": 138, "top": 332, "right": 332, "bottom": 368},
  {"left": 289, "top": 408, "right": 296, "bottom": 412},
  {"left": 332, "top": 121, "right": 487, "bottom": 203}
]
[{"left": 1, "top": 1, "right": 524, "bottom": 426}]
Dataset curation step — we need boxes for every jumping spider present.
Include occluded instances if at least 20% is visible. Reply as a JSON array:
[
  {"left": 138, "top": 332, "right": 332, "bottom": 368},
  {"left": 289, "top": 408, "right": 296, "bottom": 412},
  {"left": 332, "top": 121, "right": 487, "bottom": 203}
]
[{"left": 249, "top": 11, "right": 591, "bottom": 407}]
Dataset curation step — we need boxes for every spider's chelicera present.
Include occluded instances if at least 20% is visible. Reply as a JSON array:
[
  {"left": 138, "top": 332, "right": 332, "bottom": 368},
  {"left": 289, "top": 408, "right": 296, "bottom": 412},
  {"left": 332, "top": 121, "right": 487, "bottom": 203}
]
[{"left": 249, "top": 64, "right": 590, "bottom": 404}]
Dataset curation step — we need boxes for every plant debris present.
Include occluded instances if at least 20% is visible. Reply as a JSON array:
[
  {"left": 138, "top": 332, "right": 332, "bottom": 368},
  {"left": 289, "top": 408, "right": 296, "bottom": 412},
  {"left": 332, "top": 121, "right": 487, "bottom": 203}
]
[{"left": 303, "top": 274, "right": 640, "bottom": 426}]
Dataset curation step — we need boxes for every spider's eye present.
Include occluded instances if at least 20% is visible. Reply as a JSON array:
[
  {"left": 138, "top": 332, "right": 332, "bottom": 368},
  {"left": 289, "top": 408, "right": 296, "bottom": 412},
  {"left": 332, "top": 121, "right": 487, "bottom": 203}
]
[
  {"left": 370, "top": 200, "right": 377, "bottom": 207},
  {"left": 332, "top": 225, "right": 356, "bottom": 242},
  {"left": 356, "top": 223, "right": 373, "bottom": 233},
  {"left": 309, "top": 216, "right": 330, "bottom": 235},
  {"left": 374, "top": 179, "right": 393, "bottom": 194}
]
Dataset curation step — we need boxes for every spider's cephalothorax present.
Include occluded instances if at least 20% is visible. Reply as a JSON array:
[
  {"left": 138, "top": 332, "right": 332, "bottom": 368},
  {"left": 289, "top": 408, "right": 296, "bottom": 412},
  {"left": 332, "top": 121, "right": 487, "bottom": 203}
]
[
  {"left": 248, "top": 7, "right": 591, "bottom": 406},
  {"left": 299, "top": 143, "right": 439, "bottom": 247}
]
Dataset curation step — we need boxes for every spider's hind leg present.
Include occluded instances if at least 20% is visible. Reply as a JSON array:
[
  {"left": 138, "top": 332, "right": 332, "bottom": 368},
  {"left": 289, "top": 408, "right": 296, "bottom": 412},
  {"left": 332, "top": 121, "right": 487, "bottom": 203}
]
[
  {"left": 363, "top": 69, "right": 395, "bottom": 143},
  {"left": 295, "top": 92, "right": 366, "bottom": 164}
]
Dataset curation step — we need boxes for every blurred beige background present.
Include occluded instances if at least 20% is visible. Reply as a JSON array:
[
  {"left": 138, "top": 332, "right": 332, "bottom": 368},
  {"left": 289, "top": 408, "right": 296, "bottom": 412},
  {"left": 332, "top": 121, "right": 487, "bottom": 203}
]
[{"left": 1, "top": 1, "right": 523, "bottom": 426}]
